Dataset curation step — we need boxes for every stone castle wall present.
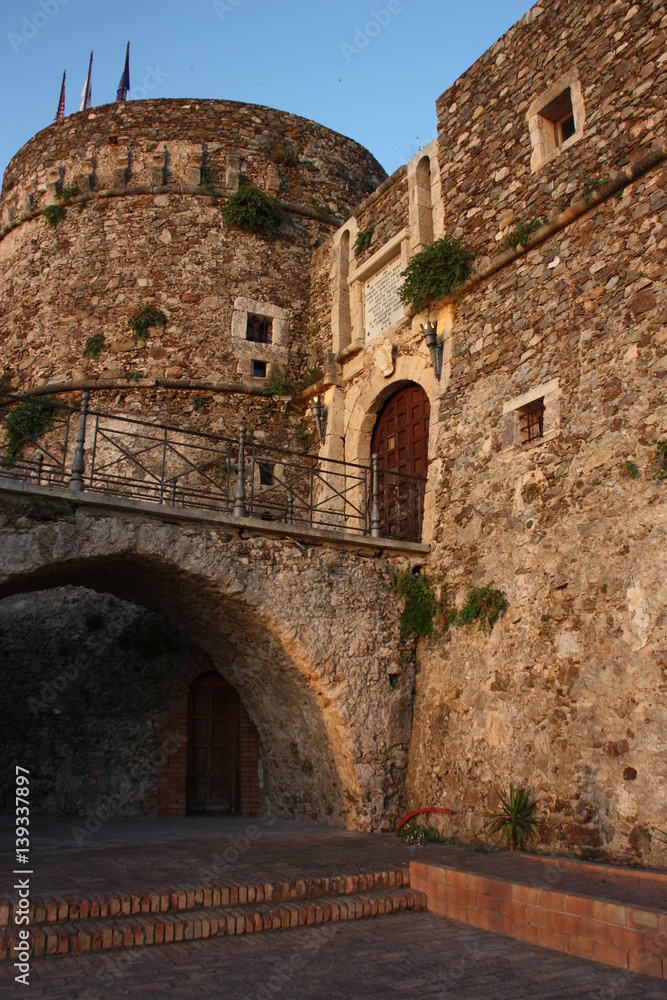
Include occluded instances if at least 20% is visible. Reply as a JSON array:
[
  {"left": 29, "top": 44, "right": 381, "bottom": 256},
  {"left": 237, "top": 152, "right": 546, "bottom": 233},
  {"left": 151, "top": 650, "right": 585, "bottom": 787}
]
[
  {"left": 307, "top": 0, "right": 667, "bottom": 863},
  {"left": 1, "top": 0, "right": 665, "bottom": 862}
]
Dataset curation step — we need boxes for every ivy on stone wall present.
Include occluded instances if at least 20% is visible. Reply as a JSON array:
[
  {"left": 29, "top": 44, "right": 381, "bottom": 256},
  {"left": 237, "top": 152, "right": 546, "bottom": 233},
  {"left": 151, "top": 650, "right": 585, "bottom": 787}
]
[
  {"left": 390, "top": 570, "right": 507, "bottom": 637},
  {"left": 43, "top": 204, "right": 67, "bottom": 228},
  {"left": 222, "top": 185, "right": 285, "bottom": 237},
  {"left": 130, "top": 305, "right": 167, "bottom": 341},
  {"left": 353, "top": 225, "right": 374, "bottom": 258},
  {"left": 2, "top": 397, "right": 56, "bottom": 466},
  {"left": 398, "top": 237, "right": 475, "bottom": 312},
  {"left": 82, "top": 333, "right": 106, "bottom": 359}
]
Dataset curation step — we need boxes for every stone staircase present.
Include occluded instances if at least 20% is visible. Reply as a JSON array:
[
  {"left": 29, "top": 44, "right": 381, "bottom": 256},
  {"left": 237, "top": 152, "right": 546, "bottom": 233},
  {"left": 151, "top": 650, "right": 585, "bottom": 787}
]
[
  {"left": 1, "top": 867, "right": 425, "bottom": 961},
  {"left": 411, "top": 851, "right": 667, "bottom": 981}
]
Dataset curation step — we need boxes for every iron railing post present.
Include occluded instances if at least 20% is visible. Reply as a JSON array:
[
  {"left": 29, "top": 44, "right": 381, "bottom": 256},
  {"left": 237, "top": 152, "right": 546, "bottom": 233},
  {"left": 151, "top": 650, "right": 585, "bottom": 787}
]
[
  {"left": 370, "top": 453, "right": 382, "bottom": 538},
  {"left": 69, "top": 390, "right": 90, "bottom": 493},
  {"left": 232, "top": 423, "right": 247, "bottom": 517},
  {"left": 36, "top": 454, "right": 43, "bottom": 486},
  {"left": 287, "top": 493, "right": 294, "bottom": 524}
]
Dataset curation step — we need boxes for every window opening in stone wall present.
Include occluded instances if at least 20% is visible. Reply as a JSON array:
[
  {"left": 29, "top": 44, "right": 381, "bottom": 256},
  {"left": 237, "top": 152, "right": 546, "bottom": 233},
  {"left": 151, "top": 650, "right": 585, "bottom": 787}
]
[
  {"left": 252, "top": 360, "right": 267, "bottom": 378},
  {"left": 246, "top": 314, "right": 273, "bottom": 344},
  {"left": 258, "top": 462, "right": 274, "bottom": 486},
  {"left": 539, "top": 88, "right": 576, "bottom": 153},
  {"left": 518, "top": 398, "right": 545, "bottom": 444},
  {"left": 415, "top": 155, "right": 434, "bottom": 246}
]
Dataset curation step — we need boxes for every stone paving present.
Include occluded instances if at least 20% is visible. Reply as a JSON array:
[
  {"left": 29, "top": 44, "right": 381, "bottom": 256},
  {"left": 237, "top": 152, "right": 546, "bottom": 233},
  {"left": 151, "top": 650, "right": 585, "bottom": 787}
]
[
  {"left": 3, "top": 911, "right": 666, "bottom": 999},
  {"left": 1, "top": 818, "right": 665, "bottom": 998}
]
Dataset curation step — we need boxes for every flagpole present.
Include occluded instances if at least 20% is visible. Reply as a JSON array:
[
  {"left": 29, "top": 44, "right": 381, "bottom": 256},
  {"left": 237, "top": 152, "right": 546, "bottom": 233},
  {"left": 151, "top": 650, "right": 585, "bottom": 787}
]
[
  {"left": 54, "top": 70, "right": 66, "bottom": 122},
  {"left": 116, "top": 41, "right": 130, "bottom": 103}
]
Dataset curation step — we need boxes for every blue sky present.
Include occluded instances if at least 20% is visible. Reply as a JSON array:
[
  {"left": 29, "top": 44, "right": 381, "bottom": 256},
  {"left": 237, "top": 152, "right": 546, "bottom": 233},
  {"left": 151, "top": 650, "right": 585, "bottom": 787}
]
[{"left": 0, "top": 0, "right": 535, "bottom": 182}]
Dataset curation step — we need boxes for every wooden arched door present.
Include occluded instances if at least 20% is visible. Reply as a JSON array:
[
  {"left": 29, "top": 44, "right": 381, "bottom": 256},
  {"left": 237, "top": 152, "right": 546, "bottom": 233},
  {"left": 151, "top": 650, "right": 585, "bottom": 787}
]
[
  {"left": 187, "top": 672, "right": 238, "bottom": 813},
  {"left": 371, "top": 383, "right": 430, "bottom": 541}
]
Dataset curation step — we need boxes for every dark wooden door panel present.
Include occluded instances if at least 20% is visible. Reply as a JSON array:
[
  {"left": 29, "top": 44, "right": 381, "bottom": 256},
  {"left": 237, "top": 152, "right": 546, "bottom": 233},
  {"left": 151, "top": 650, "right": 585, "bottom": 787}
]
[
  {"left": 372, "top": 384, "right": 430, "bottom": 541},
  {"left": 187, "top": 672, "right": 238, "bottom": 813}
]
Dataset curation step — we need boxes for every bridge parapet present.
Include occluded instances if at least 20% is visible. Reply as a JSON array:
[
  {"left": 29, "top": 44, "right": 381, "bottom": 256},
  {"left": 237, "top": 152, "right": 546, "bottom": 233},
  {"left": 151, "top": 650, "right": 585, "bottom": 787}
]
[{"left": 0, "top": 393, "right": 428, "bottom": 545}]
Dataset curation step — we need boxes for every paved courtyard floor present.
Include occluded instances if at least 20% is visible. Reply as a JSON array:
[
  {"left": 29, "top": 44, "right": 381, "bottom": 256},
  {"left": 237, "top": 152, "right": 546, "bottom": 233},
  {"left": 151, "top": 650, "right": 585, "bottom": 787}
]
[
  {"left": 3, "top": 910, "right": 665, "bottom": 999},
  {"left": 1, "top": 817, "right": 664, "bottom": 998}
]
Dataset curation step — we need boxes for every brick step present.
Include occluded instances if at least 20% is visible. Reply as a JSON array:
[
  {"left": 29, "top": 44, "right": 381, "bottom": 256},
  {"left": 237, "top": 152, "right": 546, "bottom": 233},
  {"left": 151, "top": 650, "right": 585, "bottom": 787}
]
[
  {"left": 1, "top": 886, "right": 426, "bottom": 961},
  {"left": 411, "top": 859, "right": 667, "bottom": 981},
  {"left": 0, "top": 866, "right": 409, "bottom": 931}
]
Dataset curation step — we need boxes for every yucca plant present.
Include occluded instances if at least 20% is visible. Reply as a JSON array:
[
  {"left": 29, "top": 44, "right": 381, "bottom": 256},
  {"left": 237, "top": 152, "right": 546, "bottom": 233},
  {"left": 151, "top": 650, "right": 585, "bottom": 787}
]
[{"left": 486, "top": 784, "right": 538, "bottom": 851}]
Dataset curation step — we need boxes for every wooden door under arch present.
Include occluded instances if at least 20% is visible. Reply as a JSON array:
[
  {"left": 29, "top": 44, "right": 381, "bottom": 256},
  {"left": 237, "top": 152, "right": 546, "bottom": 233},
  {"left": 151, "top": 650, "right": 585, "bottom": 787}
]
[
  {"left": 371, "top": 383, "right": 430, "bottom": 541},
  {"left": 187, "top": 672, "right": 238, "bottom": 813}
]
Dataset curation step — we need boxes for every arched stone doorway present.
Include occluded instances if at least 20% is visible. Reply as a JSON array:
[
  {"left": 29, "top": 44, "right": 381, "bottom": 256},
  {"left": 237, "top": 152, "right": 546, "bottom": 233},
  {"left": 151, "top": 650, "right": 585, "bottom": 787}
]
[
  {"left": 371, "top": 383, "right": 430, "bottom": 541},
  {"left": 187, "top": 671, "right": 239, "bottom": 814}
]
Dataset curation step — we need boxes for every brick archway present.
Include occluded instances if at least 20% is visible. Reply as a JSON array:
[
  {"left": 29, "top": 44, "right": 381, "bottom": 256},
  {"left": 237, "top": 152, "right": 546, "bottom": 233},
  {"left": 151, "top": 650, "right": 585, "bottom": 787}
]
[{"left": 154, "top": 656, "right": 260, "bottom": 818}]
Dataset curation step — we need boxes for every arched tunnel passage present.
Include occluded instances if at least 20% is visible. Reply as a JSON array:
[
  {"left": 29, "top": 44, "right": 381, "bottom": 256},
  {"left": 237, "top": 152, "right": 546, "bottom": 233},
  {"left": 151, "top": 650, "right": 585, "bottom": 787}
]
[
  {"left": 0, "top": 563, "right": 355, "bottom": 828},
  {"left": 0, "top": 497, "right": 419, "bottom": 831}
]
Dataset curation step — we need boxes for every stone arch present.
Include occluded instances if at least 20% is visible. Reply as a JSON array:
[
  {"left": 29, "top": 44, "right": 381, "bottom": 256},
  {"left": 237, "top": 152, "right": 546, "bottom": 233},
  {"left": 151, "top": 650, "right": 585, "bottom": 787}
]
[
  {"left": 154, "top": 656, "right": 260, "bottom": 818},
  {"left": 0, "top": 527, "right": 368, "bottom": 828},
  {"left": 343, "top": 352, "right": 440, "bottom": 542}
]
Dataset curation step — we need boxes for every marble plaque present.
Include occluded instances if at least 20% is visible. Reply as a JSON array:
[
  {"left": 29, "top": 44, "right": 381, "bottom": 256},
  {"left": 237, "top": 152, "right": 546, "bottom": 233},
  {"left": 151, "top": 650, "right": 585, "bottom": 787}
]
[{"left": 364, "top": 255, "right": 404, "bottom": 341}]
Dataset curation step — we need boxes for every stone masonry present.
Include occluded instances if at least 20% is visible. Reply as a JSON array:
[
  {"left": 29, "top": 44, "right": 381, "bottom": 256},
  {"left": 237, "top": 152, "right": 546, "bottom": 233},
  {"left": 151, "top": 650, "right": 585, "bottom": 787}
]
[{"left": 0, "top": 0, "right": 665, "bottom": 864}]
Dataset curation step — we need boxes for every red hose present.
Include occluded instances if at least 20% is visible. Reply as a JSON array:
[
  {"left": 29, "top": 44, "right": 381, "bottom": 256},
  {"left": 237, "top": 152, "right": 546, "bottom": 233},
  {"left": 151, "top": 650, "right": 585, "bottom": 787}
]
[{"left": 396, "top": 807, "right": 456, "bottom": 832}]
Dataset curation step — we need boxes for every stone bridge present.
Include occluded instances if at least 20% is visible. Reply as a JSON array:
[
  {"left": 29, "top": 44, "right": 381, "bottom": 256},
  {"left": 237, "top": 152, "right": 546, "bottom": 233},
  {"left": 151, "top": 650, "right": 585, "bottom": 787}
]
[{"left": 0, "top": 479, "right": 428, "bottom": 831}]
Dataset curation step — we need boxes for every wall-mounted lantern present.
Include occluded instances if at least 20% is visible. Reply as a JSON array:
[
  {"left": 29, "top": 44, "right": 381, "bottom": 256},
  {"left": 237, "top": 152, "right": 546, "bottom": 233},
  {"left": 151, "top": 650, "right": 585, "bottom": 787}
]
[
  {"left": 420, "top": 320, "right": 442, "bottom": 380},
  {"left": 310, "top": 395, "right": 327, "bottom": 445}
]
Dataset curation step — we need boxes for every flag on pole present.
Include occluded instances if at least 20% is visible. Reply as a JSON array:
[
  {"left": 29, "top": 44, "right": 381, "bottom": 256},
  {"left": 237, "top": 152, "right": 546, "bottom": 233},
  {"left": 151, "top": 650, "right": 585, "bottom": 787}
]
[
  {"left": 116, "top": 42, "right": 130, "bottom": 102},
  {"left": 79, "top": 51, "right": 93, "bottom": 112},
  {"left": 54, "top": 70, "right": 66, "bottom": 122}
]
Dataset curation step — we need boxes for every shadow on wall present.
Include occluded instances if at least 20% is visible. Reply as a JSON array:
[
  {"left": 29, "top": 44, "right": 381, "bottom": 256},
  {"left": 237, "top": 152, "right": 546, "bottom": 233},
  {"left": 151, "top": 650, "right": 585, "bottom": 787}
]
[{"left": 0, "top": 559, "right": 353, "bottom": 829}]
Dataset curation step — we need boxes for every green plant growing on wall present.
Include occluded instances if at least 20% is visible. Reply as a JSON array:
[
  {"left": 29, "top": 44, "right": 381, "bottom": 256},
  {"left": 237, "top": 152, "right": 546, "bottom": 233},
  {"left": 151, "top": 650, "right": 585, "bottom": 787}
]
[
  {"left": 191, "top": 393, "right": 206, "bottom": 409},
  {"left": 389, "top": 569, "right": 451, "bottom": 638},
  {"left": 2, "top": 397, "right": 56, "bottom": 465},
  {"left": 456, "top": 583, "right": 507, "bottom": 631},
  {"left": 580, "top": 173, "right": 609, "bottom": 201},
  {"left": 43, "top": 204, "right": 67, "bottom": 228},
  {"left": 624, "top": 460, "right": 639, "bottom": 480},
  {"left": 353, "top": 225, "right": 374, "bottom": 257},
  {"left": 262, "top": 376, "right": 295, "bottom": 398},
  {"left": 500, "top": 218, "right": 547, "bottom": 251},
  {"left": 222, "top": 185, "right": 285, "bottom": 237},
  {"left": 274, "top": 143, "right": 300, "bottom": 168},
  {"left": 486, "top": 784, "right": 539, "bottom": 851},
  {"left": 399, "top": 237, "right": 475, "bottom": 312},
  {"left": 82, "top": 333, "right": 106, "bottom": 359},
  {"left": 653, "top": 439, "right": 667, "bottom": 481},
  {"left": 59, "top": 185, "right": 81, "bottom": 205},
  {"left": 309, "top": 195, "right": 329, "bottom": 216},
  {"left": 130, "top": 305, "right": 167, "bottom": 341}
]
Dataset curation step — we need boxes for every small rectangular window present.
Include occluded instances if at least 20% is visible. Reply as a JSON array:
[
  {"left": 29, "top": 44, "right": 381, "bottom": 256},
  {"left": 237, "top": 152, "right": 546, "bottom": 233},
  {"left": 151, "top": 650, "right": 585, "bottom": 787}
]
[
  {"left": 258, "top": 462, "right": 274, "bottom": 486},
  {"left": 252, "top": 360, "right": 267, "bottom": 378},
  {"left": 246, "top": 314, "right": 273, "bottom": 344},
  {"left": 539, "top": 88, "right": 576, "bottom": 153},
  {"left": 518, "top": 398, "right": 545, "bottom": 445}
]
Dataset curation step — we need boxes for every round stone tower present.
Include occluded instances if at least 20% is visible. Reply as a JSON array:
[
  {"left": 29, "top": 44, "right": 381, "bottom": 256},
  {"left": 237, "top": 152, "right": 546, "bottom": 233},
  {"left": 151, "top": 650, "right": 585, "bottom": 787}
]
[{"left": 0, "top": 98, "right": 385, "bottom": 432}]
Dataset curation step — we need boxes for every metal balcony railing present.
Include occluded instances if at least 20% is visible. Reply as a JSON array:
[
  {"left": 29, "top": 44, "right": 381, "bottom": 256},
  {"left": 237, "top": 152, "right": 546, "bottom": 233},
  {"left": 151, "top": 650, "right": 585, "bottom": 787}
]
[{"left": 0, "top": 392, "right": 427, "bottom": 542}]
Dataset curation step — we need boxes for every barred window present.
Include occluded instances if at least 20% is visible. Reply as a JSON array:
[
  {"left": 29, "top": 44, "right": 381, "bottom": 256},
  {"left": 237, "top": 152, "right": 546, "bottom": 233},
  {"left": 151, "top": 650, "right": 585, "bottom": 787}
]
[
  {"left": 246, "top": 314, "right": 273, "bottom": 344},
  {"left": 518, "top": 398, "right": 545, "bottom": 444}
]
